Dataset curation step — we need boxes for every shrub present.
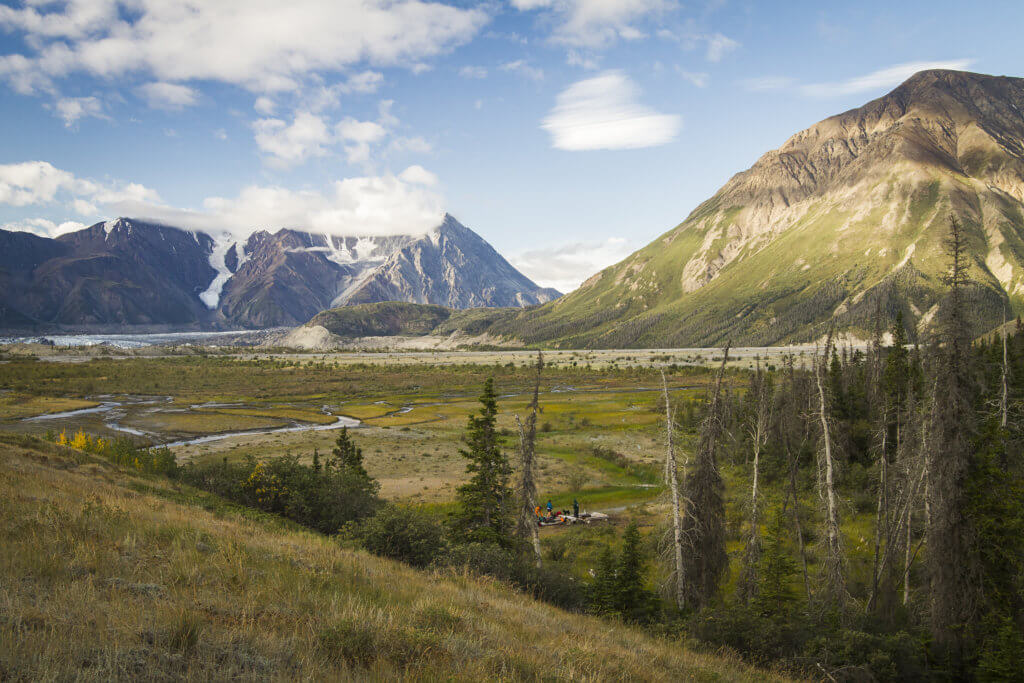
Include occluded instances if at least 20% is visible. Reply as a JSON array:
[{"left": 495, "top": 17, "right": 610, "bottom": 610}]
[{"left": 356, "top": 505, "right": 446, "bottom": 568}]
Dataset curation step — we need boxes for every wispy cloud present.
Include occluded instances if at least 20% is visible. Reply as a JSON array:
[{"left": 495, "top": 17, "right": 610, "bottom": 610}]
[
  {"left": 500, "top": 59, "right": 544, "bottom": 81},
  {"left": 137, "top": 82, "right": 199, "bottom": 110},
  {"left": 541, "top": 70, "right": 680, "bottom": 151},
  {"left": 511, "top": 236, "right": 636, "bottom": 292},
  {"left": 53, "top": 96, "right": 104, "bottom": 126},
  {"left": 459, "top": 65, "right": 488, "bottom": 79},
  {"left": 509, "top": 0, "right": 673, "bottom": 48},
  {"left": 743, "top": 60, "right": 976, "bottom": 97}
]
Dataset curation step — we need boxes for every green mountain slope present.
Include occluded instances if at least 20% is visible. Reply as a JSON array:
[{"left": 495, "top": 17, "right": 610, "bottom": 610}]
[
  {"left": 0, "top": 434, "right": 782, "bottom": 680},
  {"left": 496, "top": 69, "right": 1024, "bottom": 347}
]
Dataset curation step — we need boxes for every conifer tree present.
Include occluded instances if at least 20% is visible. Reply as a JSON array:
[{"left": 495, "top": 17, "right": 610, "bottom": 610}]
[
  {"left": 332, "top": 427, "right": 368, "bottom": 479},
  {"left": 453, "top": 378, "right": 514, "bottom": 546},
  {"left": 928, "top": 214, "right": 981, "bottom": 668},
  {"left": 681, "top": 347, "right": 730, "bottom": 608}
]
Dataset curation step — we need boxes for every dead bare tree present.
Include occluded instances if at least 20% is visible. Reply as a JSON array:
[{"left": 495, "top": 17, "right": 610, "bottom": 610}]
[
  {"left": 1002, "top": 306, "right": 1009, "bottom": 430},
  {"left": 815, "top": 328, "right": 847, "bottom": 608},
  {"left": 660, "top": 369, "right": 686, "bottom": 610},
  {"left": 514, "top": 351, "right": 544, "bottom": 567},
  {"left": 738, "top": 359, "right": 772, "bottom": 604}
]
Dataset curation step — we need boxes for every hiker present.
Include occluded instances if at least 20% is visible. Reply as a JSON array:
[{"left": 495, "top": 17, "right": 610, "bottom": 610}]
[
  {"left": 535, "top": 505, "right": 541, "bottom": 518},
  {"left": 546, "top": 500, "right": 553, "bottom": 515},
  {"left": 573, "top": 498, "right": 579, "bottom": 517}
]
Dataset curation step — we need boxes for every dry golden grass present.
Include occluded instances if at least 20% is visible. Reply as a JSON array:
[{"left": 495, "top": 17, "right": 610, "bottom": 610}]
[
  {"left": 130, "top": 411, "right": 287, "bottom": 435},
  {"left": 0, "top": 434, "right": 791, "bottom": 682},
  {"left": 210, "top": 406, "right": 338, "bottom": 425}
]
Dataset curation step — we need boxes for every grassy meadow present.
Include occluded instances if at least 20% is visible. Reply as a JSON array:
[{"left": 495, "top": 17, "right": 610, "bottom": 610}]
[{"left": 0, "top": 432, "right": 789, "bottom": 681}]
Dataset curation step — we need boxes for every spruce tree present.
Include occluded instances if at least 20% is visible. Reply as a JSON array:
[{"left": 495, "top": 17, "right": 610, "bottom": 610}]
[
  {"left": 332, "top": 427, "right": 368, "bottom": 479},
  {"left": 453, "top": 378, "right": 514, "bottom": 546},
  {"left": 616, "top": 521, "right": 648, "bottom": 617},
  {"left": 928, "top": 214, "right": 981, "bottom": 669}
]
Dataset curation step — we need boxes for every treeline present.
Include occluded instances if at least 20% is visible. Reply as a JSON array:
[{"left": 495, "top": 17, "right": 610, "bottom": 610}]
[{"left": 648, "top": 217, "right": 1024, "bottom": 679}]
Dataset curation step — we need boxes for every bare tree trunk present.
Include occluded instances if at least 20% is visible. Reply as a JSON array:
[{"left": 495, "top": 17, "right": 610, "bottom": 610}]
[
  {"left": 738, "top": 361, "right": 771, "bottom": 603},
  {"left": 868, "top": 420, "right": 888, "bottom": 613},
  {"left": 904, "top": 380, "right": 937, "bottom": 605},
  {"left": 661, "top": 370, "right": 686, "bottom": 610},
  {"left": 815, "top": 331, "right": 846, "bottom": 606},
  {"left": 515, "top": 352, "right": 544, "bottom": 568},
  {"left": 1002, "top": 307, "right": 1009, "bottom": 429}
]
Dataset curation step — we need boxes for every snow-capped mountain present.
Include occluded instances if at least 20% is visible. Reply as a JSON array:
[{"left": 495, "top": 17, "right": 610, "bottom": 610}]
[{"left": 0, "top": 215, "right": 560, "bottom": 331}]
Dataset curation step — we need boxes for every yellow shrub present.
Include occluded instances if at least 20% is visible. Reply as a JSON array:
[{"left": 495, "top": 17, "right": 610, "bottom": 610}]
[{"left": 70, "top": 430, "right": 92, "bottom": 451}]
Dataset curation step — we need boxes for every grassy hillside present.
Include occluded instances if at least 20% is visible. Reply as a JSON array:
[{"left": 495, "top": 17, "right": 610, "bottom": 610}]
[{"left": 0, "top": 433, "right": 786, "bottom": 681}]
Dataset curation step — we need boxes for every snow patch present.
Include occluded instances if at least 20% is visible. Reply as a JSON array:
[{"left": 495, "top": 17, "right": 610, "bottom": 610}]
[
  {"left": 234, "top": 242, "right": 250, "bottom": 270},
  {"left": 323, "top": 236, "right": 354, "bottom": 266},
  {"left": 199, "top": 234, "right": 236, "bottom": 309},
  {"left": 103, "top": 219, "right": 119, "bottom": 240},
  {"left": 353, "top": 237, "right": 379, "bottom": 260}
]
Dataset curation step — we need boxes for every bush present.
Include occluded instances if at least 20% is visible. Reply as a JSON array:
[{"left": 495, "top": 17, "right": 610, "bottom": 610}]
[
  {"left": 356, "top": 505, "right": 446, "bottom": 568},
  {"left": 181, "top": 455, "right": 381, "bottom": 535}
]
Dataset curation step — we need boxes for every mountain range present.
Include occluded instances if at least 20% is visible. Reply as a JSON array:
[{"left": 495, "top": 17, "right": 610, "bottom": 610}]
[
  {"left": 0, "top": 214, "right": 559, "bottom": 332},
  {"left": 487, "top": 69, "right": 1024, "bottom": 347}
]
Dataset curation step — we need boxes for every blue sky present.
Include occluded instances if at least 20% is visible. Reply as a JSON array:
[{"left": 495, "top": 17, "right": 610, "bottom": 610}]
[{"left": 0, "top": 0, "right": 1022, "bottom": 292}]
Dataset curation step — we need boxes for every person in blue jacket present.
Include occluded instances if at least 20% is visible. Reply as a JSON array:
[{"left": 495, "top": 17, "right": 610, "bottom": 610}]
[{"left": 546, "top": 500, "right": 553, "bottom": 516}]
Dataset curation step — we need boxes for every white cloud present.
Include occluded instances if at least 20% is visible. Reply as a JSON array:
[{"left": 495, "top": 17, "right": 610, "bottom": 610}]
[
  {"left": 139, "top": 175, "right": 445, "bottom": 238},
  {"left": 703, "top": 32, "right": 738, "bottom": 62},
  {"left": 511, "top": 236, "right": 635, "bottom": 292},
  {"left": 678, "top": 69, "right": 709, "bottom": 87},
  {"left": 658, "top": 27, "right": 739, "bottom": 63},
  {"left": 54, "top": 95, "right": 103, "bottom": 125},
  {"left": 398, "top": 164, "right": 438, "bottom": 186},
  {"left": 0, "top": 161, "right": 93, "bottom": 206},
  {"left": 137, "top": 81, "right": 199, "bottom": 109},
  {"left": 500, "top": 59, "right": 544, "bottom": 81},
  {"left": 214, "top": 128, "right": 227, "bottom": 140},
  {"left": 511, "top": 0, "right": 673, "bottom": 47},
  {"left": 252, "top": 112, "right": 333, "bottom": 167},
  {"left": 1, "top": 217, "right": 87, "bottom": 237},
  {"left": 300, "top": 71, "right": 385, "bottom": 112},
  {"left": 254, "top": 96, "right": 276, "bottom": 115},
  {"left": 541, "top": 70, "right": 680, "bottom": 151},
  {"left": 459, "top": 65, "right": 488, "bottom": 79},
  {"left": 799, "top": 59, "right": 975, "bottom": 97},
  {"left": 251, "top": 100, "right": 418, "bottom": 168},
  {"left": 336, "top": 118, "right": 387, "bottom": 143},
  {"left": 1, "top": 160, "right": 446, "bottom": 239},
  {"left": 0, "top": 160, "right": 160, "bottom": 226},
  {"left": 0, "top": 0, "right": 489, "bottom": 94},
  {"left": 390, "top": 136, "right": 433, "bottom": 153}
]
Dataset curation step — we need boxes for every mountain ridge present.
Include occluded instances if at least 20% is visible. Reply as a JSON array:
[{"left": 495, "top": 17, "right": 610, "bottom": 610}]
[
  {"left": 492, "top": 69, "right": 1024, "bottom": 347},
  {"left": 0, "top": 215, "right": 560, "bottom": 332}
]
